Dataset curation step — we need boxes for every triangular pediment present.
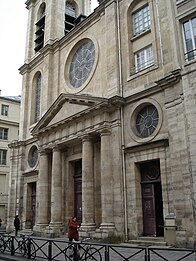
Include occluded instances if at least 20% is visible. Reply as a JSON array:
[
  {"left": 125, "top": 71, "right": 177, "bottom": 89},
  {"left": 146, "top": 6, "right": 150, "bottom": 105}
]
[{"left": 32, "top": 93, "right": 106, "bottom": 135}]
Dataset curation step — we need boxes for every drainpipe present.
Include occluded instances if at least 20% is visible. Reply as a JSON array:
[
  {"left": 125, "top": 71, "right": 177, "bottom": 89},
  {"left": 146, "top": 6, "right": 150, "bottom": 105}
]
[
  {"left": 116, "top": 0, "right": 128, "bottom": 242},
  {"left": 154, "top": 0, "right": 164, "bottom": 66}
]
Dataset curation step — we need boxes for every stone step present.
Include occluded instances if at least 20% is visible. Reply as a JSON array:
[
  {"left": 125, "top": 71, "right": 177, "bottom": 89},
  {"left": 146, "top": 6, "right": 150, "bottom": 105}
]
[{"left": 128, "top": 237, "right": 167, "bottom": 247}]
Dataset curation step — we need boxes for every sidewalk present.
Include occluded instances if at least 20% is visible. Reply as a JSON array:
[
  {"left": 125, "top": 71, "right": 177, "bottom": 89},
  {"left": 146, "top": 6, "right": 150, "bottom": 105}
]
[{"left": 0, "top": 253, "right": 28, "bottom": 261}]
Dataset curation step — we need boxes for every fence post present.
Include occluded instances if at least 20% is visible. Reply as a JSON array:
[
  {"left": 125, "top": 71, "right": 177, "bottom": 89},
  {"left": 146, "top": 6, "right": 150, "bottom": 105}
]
[
  {"left": 11, "top": 236, "right": 15, "bottom": 256},
  {"left": 145, "top": 247, "right": 150, "bottom": 261},
  {"left": 73, "top": 244, "right": 78, "bottom": 261},
  {"left": 48, "top": 241, "right": 52, "bottom": 261},
  {"left": 27, "top": 237, "right": 31, "bottom": 259},
  {"left": 105, "top": 245, "right": 109, "bottom": 261}
]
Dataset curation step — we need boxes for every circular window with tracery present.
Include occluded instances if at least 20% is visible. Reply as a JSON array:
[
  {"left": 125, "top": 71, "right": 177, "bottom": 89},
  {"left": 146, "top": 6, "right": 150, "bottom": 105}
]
[
  {"left": 69, "top": 39, "right": 95, "bottom": 88},
  {"left": 135, "top": 104, "right": 159, "bottom": 138},
  {"left": 28, "top": 146, "right": 38, "bottom": 168}
]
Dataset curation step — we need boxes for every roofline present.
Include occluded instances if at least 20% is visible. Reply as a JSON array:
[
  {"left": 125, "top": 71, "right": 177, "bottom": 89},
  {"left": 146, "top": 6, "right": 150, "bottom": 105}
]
[{"left": 0, "top": 96, "right": 21, "bottom": 103}]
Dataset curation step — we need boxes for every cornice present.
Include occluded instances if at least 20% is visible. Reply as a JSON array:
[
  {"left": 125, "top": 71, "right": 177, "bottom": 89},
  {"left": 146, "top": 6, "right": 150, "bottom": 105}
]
[
  {"left": 125, "top": 139, "right": 169, "bottom": 153},
  {"left": 0, "top": 119, "right": 19, "bottom": 127},
  {"left": 19, "top": 52, "right": 45, "bottom": 74},
  {"left": 125, "top": 69, "right": 182, "bottom": 104},
  {"left": 8, "top": 140, "right": 26, "bottom": 149},
  {"left": 155, "top": 69, "right": 181, "bottom": 89},
  {"left": 23, "top": 169, "right": 38, "bottom": 176},
  {"left": 25, "top": 0, "right": 36, "bottom": 9},
  {"left": 8, "top": 137, "right": 38, "bottom": 149}
]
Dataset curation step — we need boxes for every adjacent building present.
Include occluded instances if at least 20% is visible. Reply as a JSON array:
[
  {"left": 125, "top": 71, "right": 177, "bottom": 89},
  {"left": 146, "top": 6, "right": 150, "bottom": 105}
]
[
  {"left": 0, "top": 95, "right": 20, "bottom": 228},
  {"left": 7, "top": 0, "right": 196, "bottom": 247}
]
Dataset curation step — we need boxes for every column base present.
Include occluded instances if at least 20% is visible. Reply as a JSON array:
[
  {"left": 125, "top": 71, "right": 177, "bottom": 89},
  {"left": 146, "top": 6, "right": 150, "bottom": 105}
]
[
  {"left": 47, "top": 222, "right": 64, "bottom": 235},
  {"left": 33, "top": 223, "right": 48, "bottom": 234},
  {"left": 80, "top": 223, "right": 97, "bottom": 231},
  {"left": 99, "top": 222, "right": 115, "bottom": 231},
  {"left": 49, "top": 221, "right": 62, "bottom": 227}
]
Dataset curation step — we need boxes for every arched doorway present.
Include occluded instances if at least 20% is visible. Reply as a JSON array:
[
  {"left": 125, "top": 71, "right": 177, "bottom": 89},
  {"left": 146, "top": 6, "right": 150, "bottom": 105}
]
[
  {"left": 26, "top": 182, "right": 36, "bottom": 229},
  {"left": 140, "top": 160, "right": 164, "bottom": 236}
]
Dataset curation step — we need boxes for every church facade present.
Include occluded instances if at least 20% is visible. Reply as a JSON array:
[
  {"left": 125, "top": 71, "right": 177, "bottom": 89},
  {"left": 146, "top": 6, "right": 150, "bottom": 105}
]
[{"left": 7, "top": 0, "right": 196, "bottom": 247}]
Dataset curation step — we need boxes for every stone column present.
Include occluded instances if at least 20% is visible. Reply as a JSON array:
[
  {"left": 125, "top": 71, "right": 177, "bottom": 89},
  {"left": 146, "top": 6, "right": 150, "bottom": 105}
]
[
  {"left": 100, "top": 129, "right": 115, "bottom": 230},
  {"left": 50, "top": 146, "right": 62, "bottom": 228},
  {"left": 36, "top": 149, "right": 49, "bottom": 229},
  {"left": 80, "top": 135, "right": 96, "bottom": 231}
]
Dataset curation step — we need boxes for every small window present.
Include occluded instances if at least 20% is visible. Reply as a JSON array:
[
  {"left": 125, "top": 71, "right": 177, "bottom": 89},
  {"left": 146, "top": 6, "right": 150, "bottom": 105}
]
[
  {"left": 0, "top": 128, "right": 8, "bottom": 140},
  {"left": 136, "top": 104, "right": 159, "bottom": 138},
  {"left": 1, "top": 105, "right": 9, "bottom": 116},
  {"left": 133, "top": 4, "right": 151, "bottom": 36},
  {"left": 65, "top": 1, "right": 77, "bottom": 34},
  {"left": 28, "top": 146, "right": 38, "bottom": 168},
  {"left": 0, "top": 149, "right": 7, "bottom": 165},
  {"left": 183, "top": 17, "right": 196, "bottom": 61},
  {"left": 35, "top": 3, "right": 46, "bottom": 52},
  {"left": 35, "top": 73, "right": 41, "bottom": 122},
  {"left": 135, "top": 46, "right": 154, "bottom": 72}
]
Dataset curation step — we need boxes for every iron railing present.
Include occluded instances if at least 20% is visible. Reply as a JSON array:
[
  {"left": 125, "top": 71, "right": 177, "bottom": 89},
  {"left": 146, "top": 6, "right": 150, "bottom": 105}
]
[
  {"left": 0, "top": 233, "right": 196, "bottom": 260},
  {"left": 184, "top": 49, "right": 196, "bottom": 62}
]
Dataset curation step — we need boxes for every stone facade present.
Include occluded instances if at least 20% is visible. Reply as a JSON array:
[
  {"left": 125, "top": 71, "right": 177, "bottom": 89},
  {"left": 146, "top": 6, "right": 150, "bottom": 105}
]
[
  {"left": 0, "top": 96, "right": 20, "bottom": 228},
  {"left": 7, "top": 0, "right": 196, "bottom": 247}
]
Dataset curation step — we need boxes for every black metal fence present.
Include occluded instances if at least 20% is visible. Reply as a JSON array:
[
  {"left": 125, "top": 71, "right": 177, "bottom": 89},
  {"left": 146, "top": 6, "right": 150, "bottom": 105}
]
[{"left": 0, "top": 233, "right": 196, "bottom": 260}]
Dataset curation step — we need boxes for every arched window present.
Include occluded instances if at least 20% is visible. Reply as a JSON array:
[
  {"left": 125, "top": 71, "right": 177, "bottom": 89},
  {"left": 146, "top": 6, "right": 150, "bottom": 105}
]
[
  {"left": 65, "top": 1, "right": 77, "bottom": 34},
  {"left": 35, "top": 3, "right": 46, "bottom": 52},
  {"left": 35, "top": 72, "right": 41, "bottom": 122}
]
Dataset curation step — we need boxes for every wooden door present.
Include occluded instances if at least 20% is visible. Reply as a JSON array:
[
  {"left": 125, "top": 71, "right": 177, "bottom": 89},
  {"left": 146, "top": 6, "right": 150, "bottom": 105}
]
[
  {"left": 140, "top": 160, "right": 163, "bottom": 236},
  {"left": 74, "top": 160, "right": 82, "bottom": 224},
  {"left": 142, "top": 183, "right": 156, "bottom": 235},
  {"left": 31, "top": 182, "right": 36, "bottom": 228}
]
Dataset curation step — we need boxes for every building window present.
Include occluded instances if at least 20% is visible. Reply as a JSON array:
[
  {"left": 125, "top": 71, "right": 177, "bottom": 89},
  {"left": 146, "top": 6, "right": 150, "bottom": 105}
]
[
  {"left": 28, "top": 146, "right": 38, "bottom": 168},
  {"left": 133, "top": 4, "right": 151, "bottom": 36},
  {"left": 65, "top": 2, "right": 77, "bottom": 34},
  {"left": 135, "top": 46, "right": 154, "bottom": 72},
  {"left": 0, "top": 128, "right": 8, "bottom": 140},
  {"left": 136, "top": 104, "right": 159, "bottom": 138},
  {"left": 0, "top": 150, "right": 7, "bottom": 165},
  {"left": 66, "top": 2, "right": 77, "bottom": 17},
  {"left": 1, "top": 105, "right": 9, "bottom": 116},
  {"left": 183, "top": 17, "right": 196, "bottom": 61},
  {"left": 35, "top": 3, "right": 46, "bottom": 52},
  {"left": 35, "top": 73, "right": 41, "bottom": 122},
  {"left": 69, "top": 40, "right": 95, "bottom": 88}
]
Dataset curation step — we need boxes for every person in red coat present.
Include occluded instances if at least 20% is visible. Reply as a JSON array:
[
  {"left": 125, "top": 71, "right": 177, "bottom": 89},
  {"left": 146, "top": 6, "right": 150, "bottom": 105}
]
[{"left": 68, "top": 216, "right": 80, "bottom": 242}]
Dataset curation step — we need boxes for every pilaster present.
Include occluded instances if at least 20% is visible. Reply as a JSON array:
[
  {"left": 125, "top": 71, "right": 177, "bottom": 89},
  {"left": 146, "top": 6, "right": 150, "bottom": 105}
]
[
  {"left": 99, "top": 129, "right": 115, "bottom": 231},
  {"left": 35, "top": 149, "right": 49, "bottom": 231}
]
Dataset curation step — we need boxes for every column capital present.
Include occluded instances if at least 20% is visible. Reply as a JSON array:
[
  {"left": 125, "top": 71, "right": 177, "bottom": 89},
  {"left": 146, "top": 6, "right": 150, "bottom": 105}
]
[
  {"left": 99, "top": 128, "right": 111, "bottom": 136},
  {"left": 50, "top": 143, "right": 61, "bottom": 152},
  {"left": 38, "top": 147, "right": 47, "bottom": 156},
  {"left": 81, "top": 134, "right": 93, "bottom": 143}
]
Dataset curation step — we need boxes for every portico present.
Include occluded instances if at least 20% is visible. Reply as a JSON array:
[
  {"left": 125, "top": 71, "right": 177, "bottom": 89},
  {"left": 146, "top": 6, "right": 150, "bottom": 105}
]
[{"left": 32, "top": 94, "right": 122, "bottom": 236}]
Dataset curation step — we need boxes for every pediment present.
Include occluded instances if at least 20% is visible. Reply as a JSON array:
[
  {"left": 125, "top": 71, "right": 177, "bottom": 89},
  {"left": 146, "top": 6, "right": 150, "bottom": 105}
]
[{"left": 32, "top": 93, "right": 106, "bottom": 135}]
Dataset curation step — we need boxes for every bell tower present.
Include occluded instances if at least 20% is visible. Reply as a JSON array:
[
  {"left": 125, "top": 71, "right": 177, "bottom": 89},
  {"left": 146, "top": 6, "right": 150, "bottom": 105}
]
[{"left": 24, "top": 0, "right": 91, "bottom": 62}]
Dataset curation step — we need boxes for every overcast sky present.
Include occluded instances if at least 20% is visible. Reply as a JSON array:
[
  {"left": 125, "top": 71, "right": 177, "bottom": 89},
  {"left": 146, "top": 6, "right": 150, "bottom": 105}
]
[
  {"left": 0, "top": 1, "right": 28, "bottom": 97},
  {"left": 0, "top": 1, "right": 98, "bottom": 97}
]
